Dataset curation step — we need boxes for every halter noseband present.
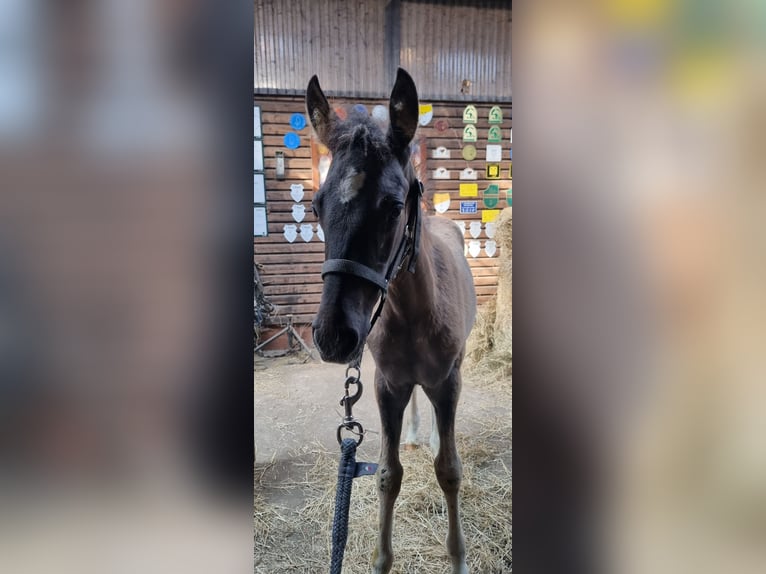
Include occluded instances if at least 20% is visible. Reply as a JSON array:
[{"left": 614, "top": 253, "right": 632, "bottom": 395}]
[{"left": 321, "top": 179, "right": 423, "bottom": 333}]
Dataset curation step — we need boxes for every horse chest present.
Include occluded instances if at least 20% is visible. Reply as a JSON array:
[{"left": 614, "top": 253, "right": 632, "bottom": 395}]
[{"left": 369, "top": 324, "right": 460, "bottom": 385}]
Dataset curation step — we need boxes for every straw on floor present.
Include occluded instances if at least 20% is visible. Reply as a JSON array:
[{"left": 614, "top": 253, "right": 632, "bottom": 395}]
[{"left": 254, "top": 418, "right": 512, "bottom": 574}]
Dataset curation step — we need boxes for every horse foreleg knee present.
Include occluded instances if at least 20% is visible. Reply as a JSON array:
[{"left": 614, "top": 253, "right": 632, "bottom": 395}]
[
  {"left": 434, "top": 455, "right": 462, "bottom": 494},
  {"left": 377, "top": 461, "right": 403, "bottom": 496}
]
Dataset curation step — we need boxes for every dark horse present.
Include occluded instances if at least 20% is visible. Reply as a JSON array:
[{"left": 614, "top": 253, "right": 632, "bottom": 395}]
[{"left": 307, "top": 68, "right": 476, "bottom": 574}]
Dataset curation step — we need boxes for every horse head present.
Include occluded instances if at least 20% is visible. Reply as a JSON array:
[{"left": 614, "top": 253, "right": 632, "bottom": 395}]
[{"left": 307, "top": 68, "right": 419, "bottom": 364}]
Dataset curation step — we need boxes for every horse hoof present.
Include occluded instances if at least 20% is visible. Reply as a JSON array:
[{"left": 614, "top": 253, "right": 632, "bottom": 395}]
[{"left": 371, "top": 548, "right": 393, "bottom": 574}]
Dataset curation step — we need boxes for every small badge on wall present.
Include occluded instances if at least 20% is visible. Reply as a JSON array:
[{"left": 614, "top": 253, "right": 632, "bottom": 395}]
[
  {"left": 316, "top": 223, "right": 325, "bottom": 242},
  {"left": 459, "top": 183, "right": 478, "bottom": 197},
  {"left": 463, "top": 125, "right": 477, "bottom": 143},
  {"left": 432, "top": 146, "right": 451, "bottom": 159},
  {"left": 488, "top": 106, "right": 503, "bottom": 124},
  {"left": 468, "top": 240, "right": 481, "bottom": 258},
  {"left": 486, "top": 145, "right": 502, "bottom": 163},
  {"left": 485, "top": 221, "right": 497, "bottom": 239},
  {"left": 459, "top": 167, "right": 478, "bottom": 180},
  {"left": 485, "top": 240, "right": 497, "bottom": 257},
  {"left": 418, "top": 104, "right": 433, "bottom": 126},
  {"left": 469, "top": 221, "right": 482, "bottom": 239},
  {"left": 434, "top": 119, "right": 449, "bottom": 132},
  {"left": 488, "top": 125, "right": 502, "bottom": 143},
  {"left": 290, "top": 183, "right": 305, "bottom": 203},
  {"left": 289, "top": 113, "right": 306, "bottom": 130},
  {"left": 299, "top": 223, "right": 314, "bottom": 242},
  {"left": 462, "top": 144, "right": 477, "bottom": 161},
  {"left": 482, "top": 209, "right": 500, "bottom": 223},
  {"left": 459, "top": 200, "right": 478, "bottom": 214},
  {"left": 283, "top": 224, "right": 297, "bottom": 243},
  {"left": 462, "top": 105, "right": 478, "bottom": 124},
  {"left": 486, "top": 164, "right": 501, "bottom": 179},
  {"left": 291, "top": 204, "right": 306, "bottom": 222},
  {"left": 284, "top": 132, "right": 300, "bottom": 149},
  {"left": 433, "top": 193, "right": 451, "bottom": 214},
  {"left": 483, "top": 184, "right": 500, "bottom": 208},
  {"left": 432, "top": 167, "right": 451, "bottom": 180}
]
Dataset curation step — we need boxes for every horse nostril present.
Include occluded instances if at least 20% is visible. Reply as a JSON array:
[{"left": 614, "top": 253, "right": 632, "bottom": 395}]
[
  {"left": 337, "top": 326, "right": 360, "bottom": 358},
  {"left": 313, "top": 323, "right": 361, "bottom": 363}
]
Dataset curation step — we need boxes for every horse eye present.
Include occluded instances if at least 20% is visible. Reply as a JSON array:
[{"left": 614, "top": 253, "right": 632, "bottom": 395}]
[{"left": 388, "top": 203, "right": 404, "bottom": 220}]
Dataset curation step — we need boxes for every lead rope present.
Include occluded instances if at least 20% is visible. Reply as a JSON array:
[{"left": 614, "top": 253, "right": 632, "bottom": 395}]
[{"left": 330, "top": 363, "right": 378, "bottom": 574}]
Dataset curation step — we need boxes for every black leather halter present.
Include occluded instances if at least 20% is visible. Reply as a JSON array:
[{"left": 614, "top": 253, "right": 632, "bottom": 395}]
[{"left": 321, "top": 179, "right": 423, "bottom": 333}]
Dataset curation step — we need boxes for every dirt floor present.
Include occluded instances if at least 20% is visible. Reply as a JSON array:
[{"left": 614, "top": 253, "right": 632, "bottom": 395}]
[{"left": 254, "top": 349, "right": 512, "bottom": 573}]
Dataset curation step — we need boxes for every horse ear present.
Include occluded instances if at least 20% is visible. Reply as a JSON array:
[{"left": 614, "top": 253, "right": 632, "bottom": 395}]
[
  {"left": 387, "top": 68, "right": 419, "bottom": 157},
  {"left": 306, "top": 75, "right": 335, "bottom": 145}
]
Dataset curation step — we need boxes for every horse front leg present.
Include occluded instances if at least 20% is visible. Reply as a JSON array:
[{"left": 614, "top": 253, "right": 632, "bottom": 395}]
[
  {"left": 372, "top": 369, "right": 412, "bottom": 574},
  {"left": 425, "top": 367, "right": 469, "bottom": 574}
]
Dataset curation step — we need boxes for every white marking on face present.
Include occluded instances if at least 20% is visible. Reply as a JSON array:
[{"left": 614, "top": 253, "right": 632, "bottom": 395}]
[
  {"left": 339, "top": 168, "right": 366, "bottom": 203},
  {"left": 393, "top": 101, "right": 404, "bottom": 111}
]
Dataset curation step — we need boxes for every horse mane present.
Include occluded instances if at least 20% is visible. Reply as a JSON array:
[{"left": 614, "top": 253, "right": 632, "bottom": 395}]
[{"left": 328, "top": 113, "right": 393, "bottom": 162}]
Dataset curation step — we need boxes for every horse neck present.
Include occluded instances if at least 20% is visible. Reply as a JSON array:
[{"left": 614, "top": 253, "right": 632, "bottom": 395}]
[{"left": 383, "top": 223, "right": 436, "bottom": 324}]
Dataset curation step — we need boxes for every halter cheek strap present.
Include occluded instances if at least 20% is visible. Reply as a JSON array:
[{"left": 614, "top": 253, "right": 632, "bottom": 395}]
[{"left": 320, "top": 179, "right": 423, "bottom": 333}]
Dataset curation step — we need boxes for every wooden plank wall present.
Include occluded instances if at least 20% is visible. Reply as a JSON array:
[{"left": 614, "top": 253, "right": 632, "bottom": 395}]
[{"left": 255, "top": 95, "right": 511, "bottom": 330}]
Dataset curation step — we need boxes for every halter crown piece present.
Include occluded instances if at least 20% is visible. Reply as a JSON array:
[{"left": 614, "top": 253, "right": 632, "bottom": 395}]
[{"left": 321, "top": 179, "right": 424, "bottom": 334}]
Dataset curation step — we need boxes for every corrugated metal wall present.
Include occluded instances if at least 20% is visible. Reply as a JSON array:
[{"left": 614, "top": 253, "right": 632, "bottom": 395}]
[
  {"left": 399, "top": 1, "right": 512, "bottom": 101},
  {"left": 254, "top": 0, "right": 390, "bottom": 98},
  {"left": 254, "top": 0, "right": 512, "bottom": 102}
]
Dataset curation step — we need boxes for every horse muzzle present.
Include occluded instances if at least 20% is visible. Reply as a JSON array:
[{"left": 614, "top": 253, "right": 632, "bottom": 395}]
[{"left": 311, "top": 319, "right": 364, "bottom": 364}]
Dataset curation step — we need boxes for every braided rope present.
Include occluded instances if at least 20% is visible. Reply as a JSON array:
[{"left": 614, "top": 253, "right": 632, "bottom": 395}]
[{"left": 330, "top": 438, "right": 358, "bottom": 573}]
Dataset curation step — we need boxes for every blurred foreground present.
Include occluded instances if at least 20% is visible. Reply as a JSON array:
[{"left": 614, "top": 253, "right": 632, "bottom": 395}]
[
  {"left": 0, "top": 1, "right": 252, "bottom": 572},
  {"left": 516, "top": 1, "right": 766, "bottom": 573}
]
